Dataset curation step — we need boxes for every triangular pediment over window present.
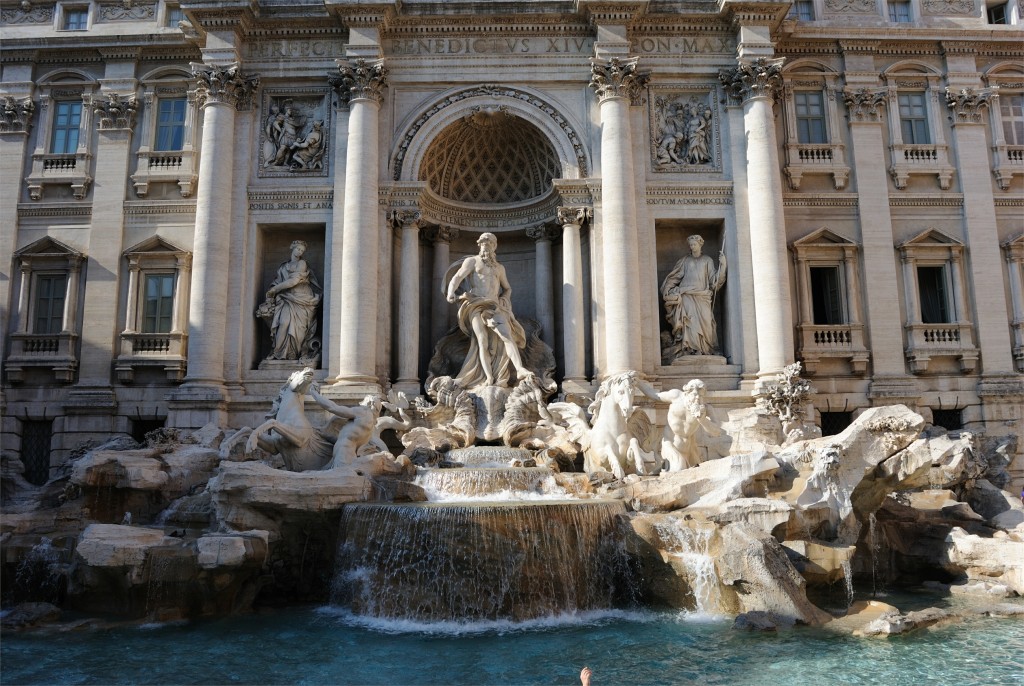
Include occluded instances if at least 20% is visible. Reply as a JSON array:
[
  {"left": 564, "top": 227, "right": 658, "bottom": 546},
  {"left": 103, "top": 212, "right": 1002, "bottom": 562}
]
[
  {"left": 14, "top": 236, "right": 84, "bottom": 259},
  {"left": 123, "top": 236, "right": 189, "bottom": 257},
  {"left": 792, "top": 227, "right": 855, "bottom": 248},
  {"left": 899, "top": 228, "right": 962, "bottom": 248}
]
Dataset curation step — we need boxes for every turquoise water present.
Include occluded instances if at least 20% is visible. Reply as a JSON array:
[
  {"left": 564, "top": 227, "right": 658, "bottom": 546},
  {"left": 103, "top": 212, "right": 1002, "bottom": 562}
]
[{"left": 2, "top": 605, "right": 1023, "bottom": 685}]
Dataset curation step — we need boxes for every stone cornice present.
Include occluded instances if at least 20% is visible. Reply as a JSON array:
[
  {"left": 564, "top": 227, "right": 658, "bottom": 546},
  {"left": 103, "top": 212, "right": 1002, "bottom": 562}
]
[
  {"left": 576, "top": 1, "right": 649, "bottom": 25},
  {"left": 323, "top": 1, "right": 396, "bottom": 27},
  {"left": 124, "top": 201, "right": 199, "bottom": 215},
  {"left": 888, "top": 194, "right": 964, "bottom": 207},
  {"left": 782, "top": 194, "right": 859, "bottom": 207},
  {"left": 646, "top": 184, "right": 734, "bottom": 205},
  {"left": 718, "top": 0, "right": 791, "bottom": 29},
  {"left": 17, "top": 203, "right": 93, "bottom": 218},
  {"left": 181, "top": 1, "right": 258, "bottom": 35}
]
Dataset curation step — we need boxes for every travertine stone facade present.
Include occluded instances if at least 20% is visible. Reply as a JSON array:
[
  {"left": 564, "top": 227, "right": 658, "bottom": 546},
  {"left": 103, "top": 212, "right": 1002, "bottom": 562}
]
[{"left": 1, "top": 0, "right": 1022, "bottom": 482}]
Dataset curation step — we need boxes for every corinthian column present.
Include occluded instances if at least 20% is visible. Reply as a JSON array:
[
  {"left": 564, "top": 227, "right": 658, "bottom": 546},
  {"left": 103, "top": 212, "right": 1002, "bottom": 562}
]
[
  {"left": 393, "top": 210, "right": 422, "bottom": 395},
  {"left": 558, "top": 206, "right": 591, "bottom": 386},
  {"left": 176, "top": 64, "right": 258, "bottom": 417},
  {"left": 332, "top": 58, "right": 387, "bottom": 387},
  {"left": 720, "top": 58, "right": 794, "bottom": 380},
  {"left": 527, "top": 224, "right": 559, "bottom": 350},
  {"left": 589, "top": 57, "right": 648, "bottom": 375}
]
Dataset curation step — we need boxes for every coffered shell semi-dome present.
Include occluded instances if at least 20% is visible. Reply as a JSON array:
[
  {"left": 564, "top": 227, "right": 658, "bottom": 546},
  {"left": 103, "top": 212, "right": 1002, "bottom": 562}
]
[{"left": 420, "top": 106, "right": 562, "bottom": 205}]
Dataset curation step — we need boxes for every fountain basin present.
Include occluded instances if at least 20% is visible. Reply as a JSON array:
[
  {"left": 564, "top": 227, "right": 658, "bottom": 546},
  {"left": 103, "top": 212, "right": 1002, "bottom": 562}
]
[
  {"left": 446, "top": 446, "right": 533, "bottom": 467},
  {"left": 414, "top": 467, "right": 565, "bottom": 499},
  {"left": 333, "top": 500, "right": 637, "bottom": 622}
]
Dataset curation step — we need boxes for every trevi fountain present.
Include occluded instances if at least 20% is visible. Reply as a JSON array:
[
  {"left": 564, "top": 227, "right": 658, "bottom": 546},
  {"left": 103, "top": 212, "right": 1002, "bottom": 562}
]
[
  {"left": 3, "top": 233, "right": 1023, "bottom": 685},
  {"left": 2, "top": 0, "right": 1023, "bottom": 683}
]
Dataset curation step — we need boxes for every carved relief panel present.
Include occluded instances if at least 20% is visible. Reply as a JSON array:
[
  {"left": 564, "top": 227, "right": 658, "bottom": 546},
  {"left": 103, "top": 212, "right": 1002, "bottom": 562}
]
[
  {"left": 257, "top": 89, "right": 331, "bottom": 178},
  {"left": 648, "top": 87, "right": 721, "bottom": 173}
]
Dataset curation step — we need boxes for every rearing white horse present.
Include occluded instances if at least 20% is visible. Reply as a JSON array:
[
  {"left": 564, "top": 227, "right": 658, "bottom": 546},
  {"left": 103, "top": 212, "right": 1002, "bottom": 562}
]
[{"left": 584, "top": 371, "right": 657, "bottom": 478}]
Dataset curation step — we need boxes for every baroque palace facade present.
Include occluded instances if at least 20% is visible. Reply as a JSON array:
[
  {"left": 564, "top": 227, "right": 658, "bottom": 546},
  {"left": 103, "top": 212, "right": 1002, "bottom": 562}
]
[{"left": 1, "top": 0, "right": 1022, "bottom": 483}]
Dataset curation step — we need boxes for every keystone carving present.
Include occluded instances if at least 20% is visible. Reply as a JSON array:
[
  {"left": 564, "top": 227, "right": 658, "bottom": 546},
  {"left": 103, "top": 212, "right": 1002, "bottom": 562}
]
[
  {"left": 191, "top": 63, "right": 260, "bottom": 111},
  {"left": 0, "top": 96, "right": 35, "bottom": 133},
  {"left": 589, "top": 57, "right": 650, "bottom": 105},
  {"left": 945, "top": 87, "right": 992, "bottom": 123},
  {"left": 843, "top": 88, "right": 888, "bottom": 122},
  {"left": 331, "top": 59, "right": 388, "bottom": 105},
  {"left": 93, "top": 93, "right": 138, "bottom": 130},
  {"left": 719, "top": 57, "right": 785, "bottom": 103}
]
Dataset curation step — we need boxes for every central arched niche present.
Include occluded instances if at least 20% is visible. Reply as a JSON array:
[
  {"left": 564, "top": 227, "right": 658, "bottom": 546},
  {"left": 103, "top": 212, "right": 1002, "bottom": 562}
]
[{"left": 420, "top": 107, "right": 561, "bottom": 205}]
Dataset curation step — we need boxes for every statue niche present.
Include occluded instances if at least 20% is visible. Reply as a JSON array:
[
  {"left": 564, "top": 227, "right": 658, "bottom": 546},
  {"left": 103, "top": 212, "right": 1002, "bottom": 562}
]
[
  {"left": 660, "top": 234, "right": 727, "bottom": 364},
  {"left": 257, "top": 240, "right": 323, "bottom": 368}
]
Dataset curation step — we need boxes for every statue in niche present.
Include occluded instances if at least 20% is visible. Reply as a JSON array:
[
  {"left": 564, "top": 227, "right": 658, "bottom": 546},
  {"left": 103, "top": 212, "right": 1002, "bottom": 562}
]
[
  {"left": 661, "top": 235, "right": 726, "bottom": 361},
  {"left": 257, "top": 240, "right": 322, "bottom": 365},
  {"left": 653, "top": 95, "right": 714, "bottom": 169},
  {"left": 636, "top": 378, "right": 722, "bottom": 470},
  {"left": 445, "top": 232, "right": 533, "bottom": 390}
]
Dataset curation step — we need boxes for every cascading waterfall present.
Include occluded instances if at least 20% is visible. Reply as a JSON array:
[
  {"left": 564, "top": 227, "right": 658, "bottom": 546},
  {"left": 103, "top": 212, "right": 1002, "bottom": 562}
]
[
  {"left": 333, "top": 447, "right": 638, "bottom": 622},
  {"left": 13, "top": 538, "right": 65, "bottom": 603},
  {"left": 869, "top": 512, "right": 880, "bottom": 597},
  {"left": 653, "top": 520, "right": 722, "bottom": 615},
  {"left": 840, "top": 559, "right": 854, "bottom": 610}
]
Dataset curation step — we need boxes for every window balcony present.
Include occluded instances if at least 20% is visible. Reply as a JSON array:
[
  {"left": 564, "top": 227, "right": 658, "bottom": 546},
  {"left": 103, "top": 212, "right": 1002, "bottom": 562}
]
[
  {"left": 131, "top": 149, "right": 197, "bottom": 198},
  {"left": 904, "top": 322, "right": 978, "bottom": 374},
  {"left": 993, "top": 144, "right": 1024, "bottom": 191},
  {"left": 784, "top": 142, "right": 850, "bottom": 190},
  {"left": 889, "top": 143, "right": 954, "bottom": 190},
  {"left": 26, "top": 151, "right": 92, "bottom": 200},
  {"left": 5, "top": 331, "right": 79, "bottom": 383},
  {"left": 115, "top": 331, "right": 187, "bottom": 383},
  {"left": 797, "top": 323, "right": 869, "bottom": 375}
]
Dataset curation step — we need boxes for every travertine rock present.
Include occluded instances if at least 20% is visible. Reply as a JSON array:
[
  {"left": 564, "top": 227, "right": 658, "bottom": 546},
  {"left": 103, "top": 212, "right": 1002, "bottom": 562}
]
[
  {"left": 196, "top": 531, "right": 268, "bottom": 569},
  {"left": 945, "top": 526, "right": 1024, "bottom": 595},
  {"left": 782, "top": 539, "right": 856, "bottom": 586},
  {"left": 74, "top": 524, "right": 180, "bottom": 570},
  {"left": 614, "top": 451, "right": 779, "bottom": 512}
]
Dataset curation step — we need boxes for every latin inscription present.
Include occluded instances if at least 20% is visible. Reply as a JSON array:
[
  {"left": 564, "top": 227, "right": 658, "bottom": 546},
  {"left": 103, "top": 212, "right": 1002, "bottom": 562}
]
[
  {"left": 248, "top": 201, "right": 333, "bottom": 211},
  {"left": 631, "top": 37, "right": 734, "bottom": 55},
  {"left": 247, "top": 40, "right": 345, "bottom": 60}
]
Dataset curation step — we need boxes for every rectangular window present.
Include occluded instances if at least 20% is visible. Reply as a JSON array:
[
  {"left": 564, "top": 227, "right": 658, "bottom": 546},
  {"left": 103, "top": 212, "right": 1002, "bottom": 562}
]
[
  {"left": 810, "top": 266, "right": 845, "bottom": 325},
  {"left": 63, "top": 7, "right": 89, "bottom": 30},
  {"left": 1001, "top": 94, "right": 1023, "bottom": 145},
  {"left": 33, "top": 274, "right": 67, "bottom": 335},
  {"left": 165, "top": 5, "right": 184, "bottom": 26},
  {"left": 51, "top": 101, "right": 82, "bottom": 154},
  {"left": 790, "top": 0, "right": 815, "bottom": 19},
  {"left": 155, "top": 98, "right": 187, "bottom": 151},
  {"left": 987, "top": 3, "right": 1007, "bottom": 23},
  {"left": 795, "top": 91, "right": 827, "bottom": 144},
  {"left": 143, "top": 273, "right": 175, "bottom": 333},
  {"left": 917, "top": 265, "right": 951, "bottom": 324},
  {"left": 898, "top": 93, "right": 930, "bottom": 144},
  {"left": 888, "top": 0, "right": 912, "bottom": 21}
]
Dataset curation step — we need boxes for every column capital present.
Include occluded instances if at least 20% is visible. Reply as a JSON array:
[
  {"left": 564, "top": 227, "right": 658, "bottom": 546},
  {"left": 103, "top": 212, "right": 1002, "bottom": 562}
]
[
  {"left": 427, "top": 225, "right": 460, "bottom": 244},
  {"left": 556, "top": 206, "right": 593, "bottom": 227},
  {"left": 843, "top": 88, "right": 888, "bottom": 122},
  {"left": 93, "top": 92, "right": 138, "bottom": 131},
  {"left": 589, "top": 57, "right": 649, "bottom": 105},
  {"left": 0, "top": 96, "right": 35, "bottom": 135},
  {"left": 390, "top": 209, "right": 422, "bottom": 231},
  {"left": 526, "top": 224, "right": 560, "bottom": 242},
  {"left": 332, "top": 58, "right": 388, "bottom": 106},
  {"left": 945, "top": 87, "right": 994, "bottom": 125},
  {"left": 719, "top": 57, "right": 785, "bottom": 104},
  {"left": 190, "top": 62, "right": 259, "bottom": 111}
]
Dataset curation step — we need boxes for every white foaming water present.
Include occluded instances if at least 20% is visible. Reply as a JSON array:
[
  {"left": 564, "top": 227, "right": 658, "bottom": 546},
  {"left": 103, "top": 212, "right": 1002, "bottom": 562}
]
[
  {"left": 653, "top": 521, "right": 723, "bottom": 616},
  {"left": 841, "top": 559, "right": 854, "bottom": 609},
  {"left": 414, "top": 468, "right": 573, "bottom": 502},
  {"left": 315, "top": 606, "right": 654, "bottom": 636},
  {"left": 421, "top": 486, "right": 572, "bottom": 503}
]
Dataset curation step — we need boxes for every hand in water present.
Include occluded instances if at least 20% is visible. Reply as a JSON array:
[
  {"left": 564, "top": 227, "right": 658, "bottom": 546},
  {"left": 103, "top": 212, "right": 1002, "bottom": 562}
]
[{"left": 580, "top": 667, "right": 592, "bottom": 686}]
